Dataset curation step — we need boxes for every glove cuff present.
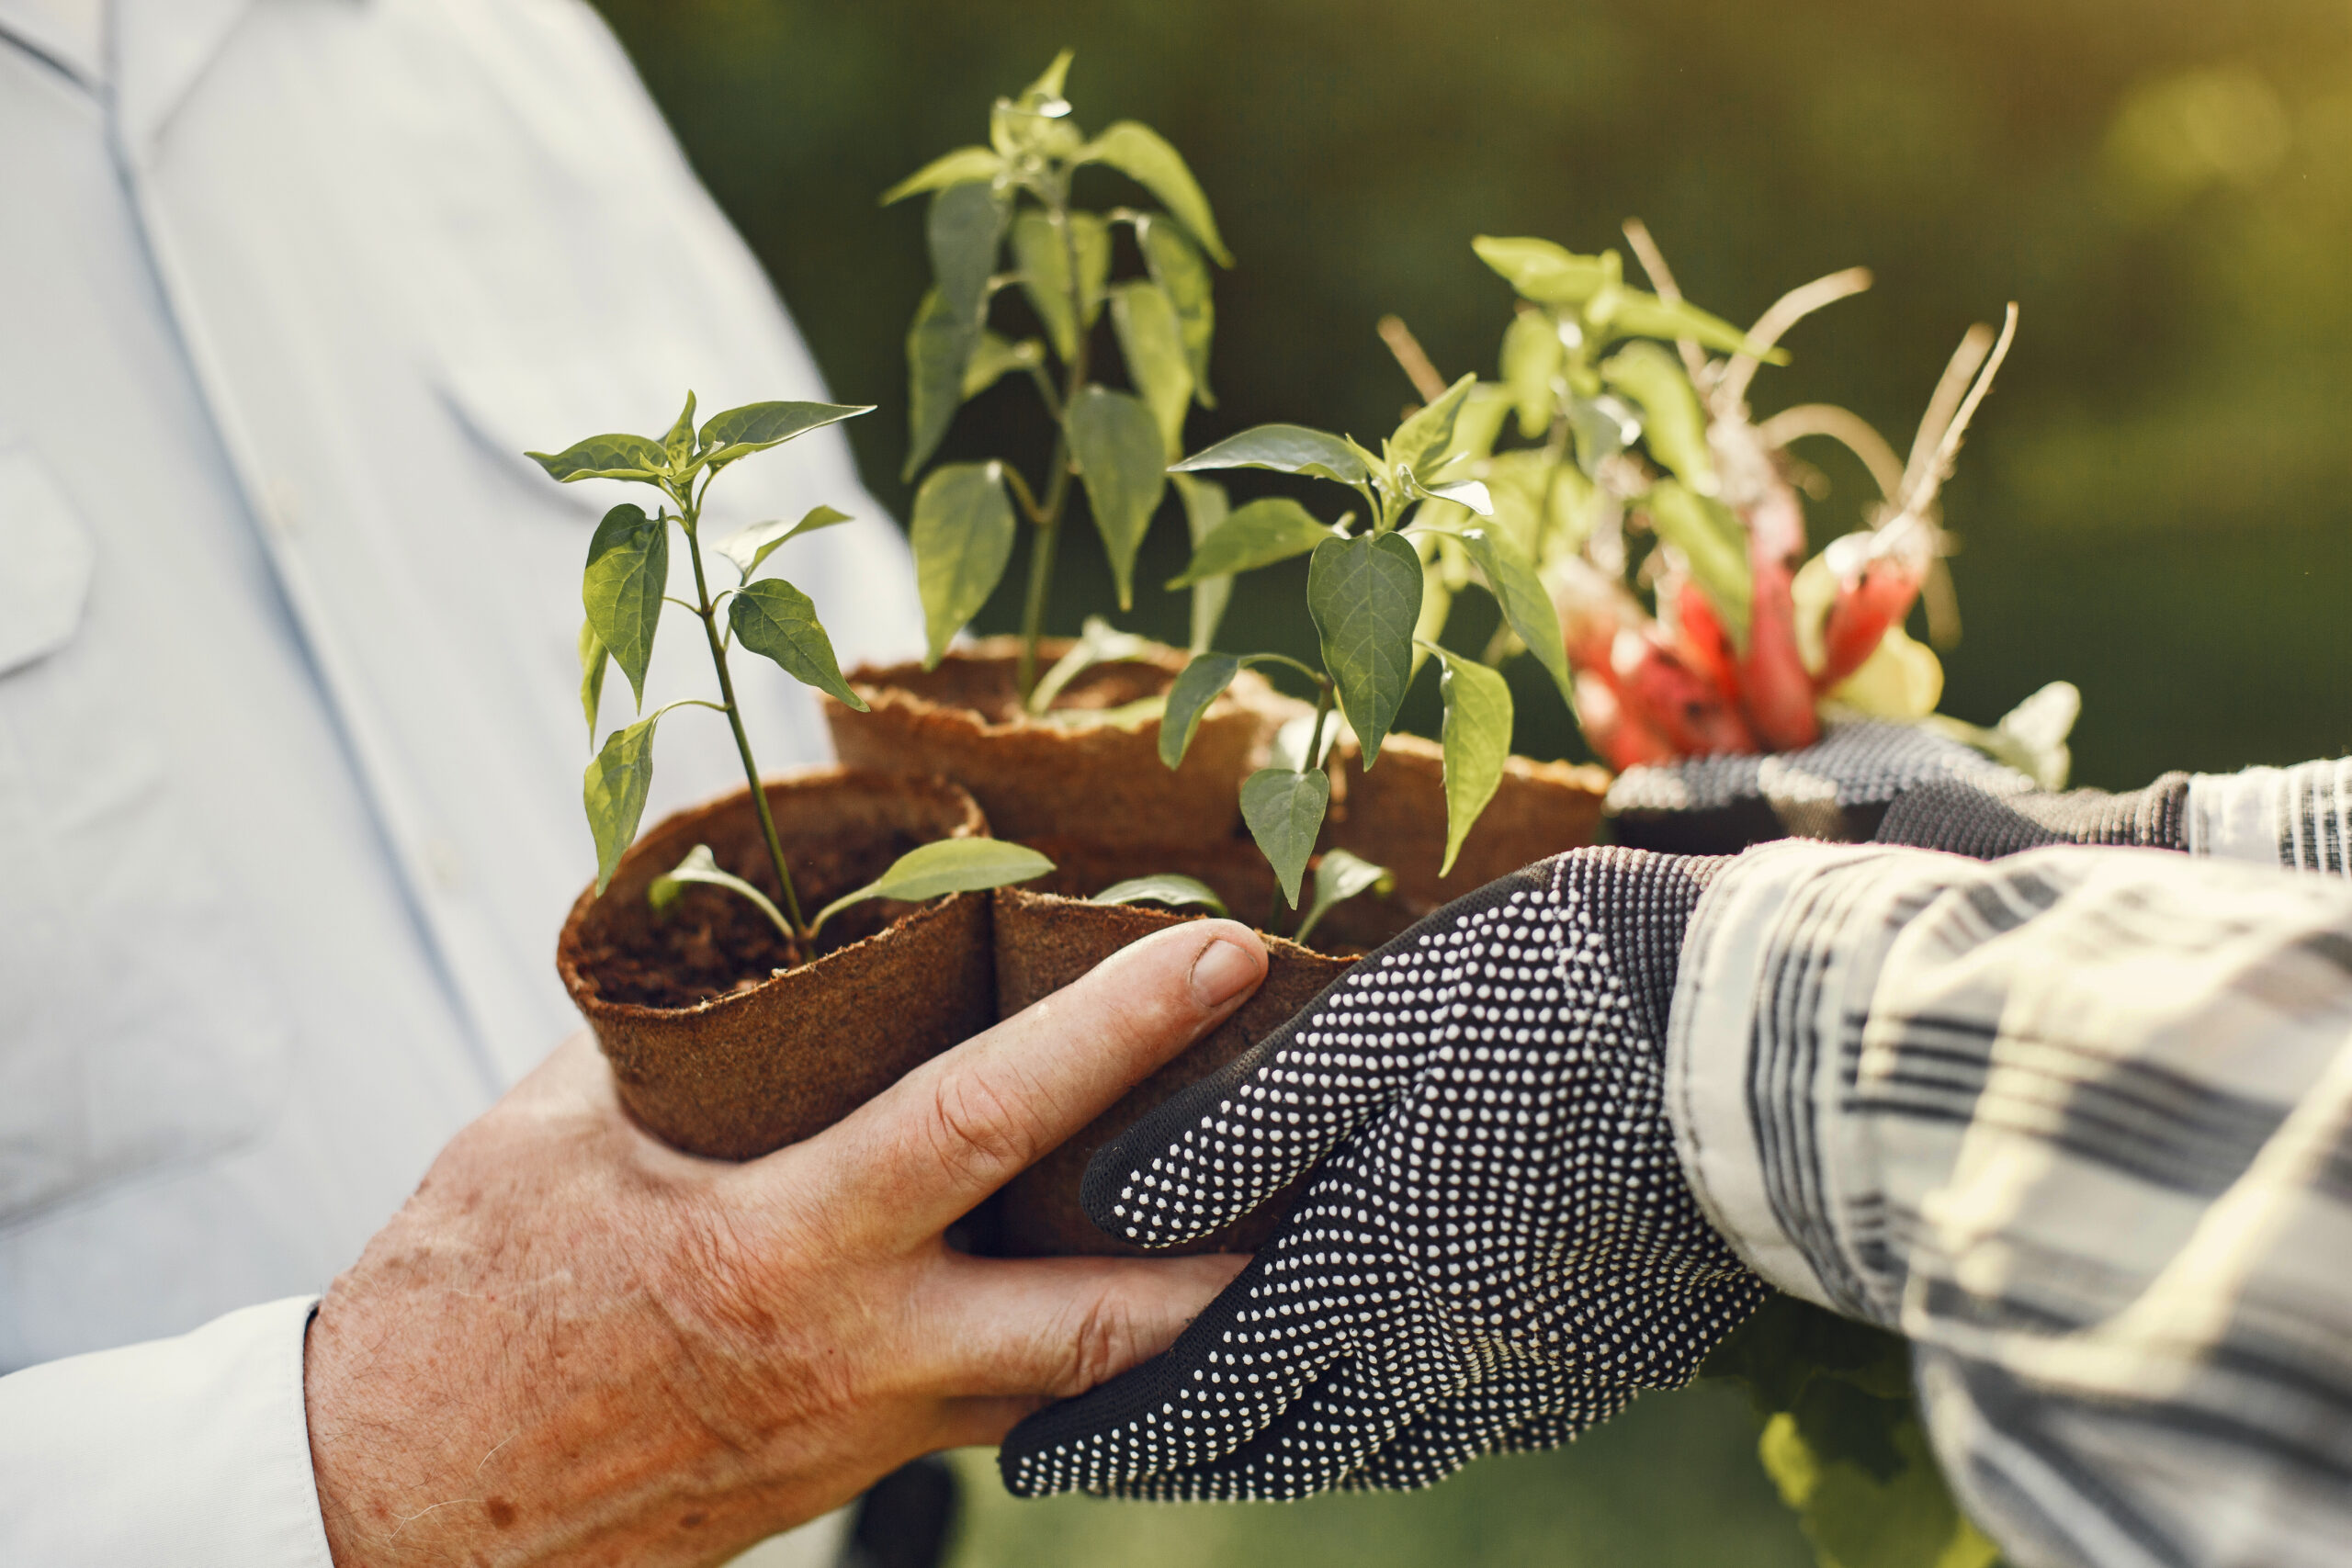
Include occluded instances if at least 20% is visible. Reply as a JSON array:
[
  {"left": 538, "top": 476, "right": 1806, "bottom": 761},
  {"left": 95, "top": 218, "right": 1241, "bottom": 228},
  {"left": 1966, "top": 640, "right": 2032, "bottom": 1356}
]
[{"left": 1876, "top": 773, "right": 2190, "bottom": 860}]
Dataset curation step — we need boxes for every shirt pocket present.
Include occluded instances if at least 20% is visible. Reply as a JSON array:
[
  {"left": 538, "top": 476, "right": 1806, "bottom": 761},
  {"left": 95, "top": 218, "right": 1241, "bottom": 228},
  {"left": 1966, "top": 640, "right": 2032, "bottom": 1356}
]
[{"left": 0, "top": 450, "right": 294, "bottom": 1224}]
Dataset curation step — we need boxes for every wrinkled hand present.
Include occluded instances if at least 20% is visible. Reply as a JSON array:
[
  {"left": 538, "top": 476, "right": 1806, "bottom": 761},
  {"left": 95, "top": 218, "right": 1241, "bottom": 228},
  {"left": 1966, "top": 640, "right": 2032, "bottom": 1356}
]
[
  {"left": 1604, "top": 718, "right": 2032, "bottom": 854},
  {"left": 999, "top": 849, "right": 1764, "bottom": 1502},
  {"left": 304, "top": 921, "right": 1270, "bottom": 1568}
]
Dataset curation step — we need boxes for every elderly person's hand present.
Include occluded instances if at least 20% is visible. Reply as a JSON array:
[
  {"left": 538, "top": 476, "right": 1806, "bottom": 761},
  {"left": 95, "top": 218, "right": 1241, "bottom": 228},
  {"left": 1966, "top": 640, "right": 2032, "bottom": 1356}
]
[{"left": 302, "top": 920, "right": 1268, "bottom": 1567}]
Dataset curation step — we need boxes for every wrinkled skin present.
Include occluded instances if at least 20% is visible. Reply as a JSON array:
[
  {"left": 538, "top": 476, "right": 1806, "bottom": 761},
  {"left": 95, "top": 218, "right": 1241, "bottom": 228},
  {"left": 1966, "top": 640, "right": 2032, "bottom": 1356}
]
[{"left": 305, "top": 922, "right": 1266, "bottom": 1567}]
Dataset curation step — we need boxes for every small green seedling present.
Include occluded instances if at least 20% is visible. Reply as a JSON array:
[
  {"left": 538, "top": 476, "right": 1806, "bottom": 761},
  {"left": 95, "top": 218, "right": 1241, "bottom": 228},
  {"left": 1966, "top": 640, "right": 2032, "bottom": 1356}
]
[
  {"left": 1091, "top": 874, "right": 1227, "bottom": 917},
  {"left": 1087, "top": 848, "right": 1392, "bottom": 947},
  {"left": 1158, "top": 380, "right": 1577, "bottom": 897},
  {"left": 532, "top": 393, "right": 1050, "bottom": 962},
  {"left": 887, "top": 48, "right": 1236, "bottom": 704}
]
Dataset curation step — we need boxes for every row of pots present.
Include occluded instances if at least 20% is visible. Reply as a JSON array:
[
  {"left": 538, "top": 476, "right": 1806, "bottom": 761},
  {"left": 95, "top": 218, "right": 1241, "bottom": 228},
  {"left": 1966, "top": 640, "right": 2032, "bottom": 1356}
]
[{"left": 556, "top": 639, "right": 1609, "bottom": 1255}]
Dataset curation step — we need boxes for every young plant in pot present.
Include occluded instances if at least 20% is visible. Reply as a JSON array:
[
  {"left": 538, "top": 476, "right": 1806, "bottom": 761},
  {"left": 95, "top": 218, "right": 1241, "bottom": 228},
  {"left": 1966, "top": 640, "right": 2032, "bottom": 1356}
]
[
  {"left": 1156, "top": 376, "right": 1614, "bottom": 915},
  {"left": 826, "top": 49, "right": 1295, "bottom": 851},
  {"left": 531, "top": 393, "right": 1052, "bottom": 1160},
  {"left": 1452, "top": 226, "right": 2070, "bottom": 847}
]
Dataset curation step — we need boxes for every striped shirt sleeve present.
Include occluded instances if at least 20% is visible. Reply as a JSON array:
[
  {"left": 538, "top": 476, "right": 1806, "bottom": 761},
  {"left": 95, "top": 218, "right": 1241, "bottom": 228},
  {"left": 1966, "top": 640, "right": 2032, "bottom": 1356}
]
[{"left": 1667, "top": 840, "right": 2352, "bottom": 1568}]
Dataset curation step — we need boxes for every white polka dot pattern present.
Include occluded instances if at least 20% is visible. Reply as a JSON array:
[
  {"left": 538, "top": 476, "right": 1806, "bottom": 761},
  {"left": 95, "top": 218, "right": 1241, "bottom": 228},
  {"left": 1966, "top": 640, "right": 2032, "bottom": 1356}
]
[{"left": 999, "top": 848, "right": 1767, "bottom": 1501}]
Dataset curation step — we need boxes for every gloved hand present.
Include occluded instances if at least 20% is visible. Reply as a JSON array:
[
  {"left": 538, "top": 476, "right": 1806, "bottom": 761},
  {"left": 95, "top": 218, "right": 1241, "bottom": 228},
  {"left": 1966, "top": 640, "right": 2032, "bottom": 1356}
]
[
  {"left": 997, "top": 848, "right": 1766, "bottom": 1501},
  {"left": 1603, "top": 717, "right": 2035, "bottom": 854}
]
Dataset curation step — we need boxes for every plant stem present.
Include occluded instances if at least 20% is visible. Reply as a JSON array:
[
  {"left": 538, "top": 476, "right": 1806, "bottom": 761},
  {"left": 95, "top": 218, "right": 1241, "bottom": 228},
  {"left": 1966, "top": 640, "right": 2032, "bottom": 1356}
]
[
  {"left": 1265, "top": 678, "right": 1338, "bottom": 937},
  {"left": 1013, "top": 194, "right": 1095, "bottom": 705},
  {"left": 681, "top": 487, "right": 810, "bottom": 943}
]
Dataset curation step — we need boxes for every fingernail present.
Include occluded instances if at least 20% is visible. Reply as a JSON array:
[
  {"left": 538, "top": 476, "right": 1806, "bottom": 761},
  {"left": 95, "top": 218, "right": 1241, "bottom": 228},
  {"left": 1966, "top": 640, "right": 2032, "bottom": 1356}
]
[{"left": 1190, "top": 935, "right": 1261, "bottom": 1009}]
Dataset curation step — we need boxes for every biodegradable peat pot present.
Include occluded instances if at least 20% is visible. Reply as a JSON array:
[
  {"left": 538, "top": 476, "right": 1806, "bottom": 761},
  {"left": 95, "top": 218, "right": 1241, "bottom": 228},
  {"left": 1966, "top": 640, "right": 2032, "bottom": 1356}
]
[
  {"left": 558, "top": 768, "right": 995, "bottom": 1161},
  {"left": 987, "top": 888, "right": 1357, "bottom": 1258},
  {"left": 1329, "top": 733, "right": 1611, "bottom": 913},
  {"left": 821, "top": 636, "right": 1295, "bottom": 848}
]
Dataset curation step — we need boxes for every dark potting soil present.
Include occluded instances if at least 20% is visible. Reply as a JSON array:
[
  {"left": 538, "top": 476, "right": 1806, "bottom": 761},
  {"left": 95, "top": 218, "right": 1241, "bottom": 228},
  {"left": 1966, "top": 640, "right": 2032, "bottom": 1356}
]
[{"left": 573, "top": 833, "right": 924, "bottom": 1010}]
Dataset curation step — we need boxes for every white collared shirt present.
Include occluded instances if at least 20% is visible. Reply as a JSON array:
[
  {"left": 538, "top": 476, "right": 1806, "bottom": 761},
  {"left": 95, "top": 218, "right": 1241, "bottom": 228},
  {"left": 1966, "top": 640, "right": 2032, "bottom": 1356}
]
[{"left": 0, "top": 1, "right": 918, "bottom": 1559}]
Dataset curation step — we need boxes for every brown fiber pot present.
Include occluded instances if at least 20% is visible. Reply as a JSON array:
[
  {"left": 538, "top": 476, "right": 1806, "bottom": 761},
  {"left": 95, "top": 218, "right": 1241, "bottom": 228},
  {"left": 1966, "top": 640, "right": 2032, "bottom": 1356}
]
[
  {"left": 1329, "top": 733, "right": 1611, "bottom": 913},
  {"left": 987, "top": 887, "right": 1357, "bottom": 1258},
  {"left": 557, "top": 768, "right": 995, "bottom": 1161},
  {"left": 821, "top": 636, "right": 1293, "bottom": 848}
]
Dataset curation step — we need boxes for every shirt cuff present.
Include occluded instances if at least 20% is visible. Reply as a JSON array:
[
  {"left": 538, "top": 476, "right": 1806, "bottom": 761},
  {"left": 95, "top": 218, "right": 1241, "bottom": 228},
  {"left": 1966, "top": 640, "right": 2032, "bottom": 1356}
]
[
  {"left": 1662, "top": 840, "right": 1960, "bottom": 1324},
  {"left": 0, "top": 1295, "right": 333, "bottom": 1568},
  {"left": 2186, "top": 760, "right": 2352, "bottom": 876}
]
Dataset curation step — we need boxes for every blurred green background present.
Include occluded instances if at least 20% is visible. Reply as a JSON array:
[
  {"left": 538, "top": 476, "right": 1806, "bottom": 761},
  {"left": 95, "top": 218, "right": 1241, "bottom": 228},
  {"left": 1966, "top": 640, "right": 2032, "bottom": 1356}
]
[
  {"left": 589, "top": 2, "right": 2348, "bottom": 1561},
  {"left": 597, "top": 0, "right": 2348, "bottom": 792}
]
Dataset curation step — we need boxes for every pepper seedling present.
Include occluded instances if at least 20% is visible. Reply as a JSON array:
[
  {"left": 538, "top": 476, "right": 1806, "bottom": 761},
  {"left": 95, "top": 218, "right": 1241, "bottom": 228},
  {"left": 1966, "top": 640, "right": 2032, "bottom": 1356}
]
[
  {"left": 886, "top": 48, "right": 1236, "bottom": 704},
  {"left": 1157, "top": 380, "right": 1573, "bottom": 898},
  {"left": 1088, "top": 848, "right": 1392, "bottom": 947},
  {"left": 532, "top": 393, "right": 1051, "bottom": 964}
]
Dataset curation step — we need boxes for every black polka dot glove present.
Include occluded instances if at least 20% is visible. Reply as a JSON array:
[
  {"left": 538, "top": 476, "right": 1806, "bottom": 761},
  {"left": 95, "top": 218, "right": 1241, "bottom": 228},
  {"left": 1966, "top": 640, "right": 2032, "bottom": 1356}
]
[
  {"left": 1605, "top": 718, "right": 2033, "bottom": 854},
  {"left": 997, "top": 848, "right": 1768, "bottom": 1501}
]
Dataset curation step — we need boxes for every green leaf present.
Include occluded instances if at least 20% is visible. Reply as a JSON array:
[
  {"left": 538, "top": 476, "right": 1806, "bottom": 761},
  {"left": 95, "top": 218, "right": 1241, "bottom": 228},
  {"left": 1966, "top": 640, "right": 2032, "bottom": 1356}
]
[
  {"left": 1013, "top": 209, "right": 1110, "bottom": 365},
  {"left": 661, "top": 391, "right": 697, "bottom": 468},
  {"left": 910, "top": 461, "right": 1018, "bottom": 667},
  {"left": 1404, "top": 472, "right": 1494, "bottom": 515},
  {"left": 582, "top": 502, "right": 667, "bottom": 709},
  {"left": 1171, "top": 473, "right": 1232, "bottom": 653},
  {"left": 584, "top": 709, "right": 662, "bottom": 895},
  {"left": 1387, "top": 372, "right": 1479, "bottom": 476},
  {"left": 962, "top": 331, "right": 1046, "bottom": 400},
  {"left": 1458, "top": 526, "right": 1572, "bottom": 706},
  {"left": 1091, "top": 874, "right": 1228, "bottom": 917},
  {"left": 929, "top": 179, "right": 1011, "bottom": 329},
  {"left": 1077, "top": 120, "right": 1233, "bottom": 265},
  {"left": 718, "top": 505, "right": 854, "bottom": 579},
  {"left": 1241, "top": 766, "right": 1330, "bottom": 909},
  {"left": 1645, "top": 479, "right": 1754, "bottom": 643},
  {"left": 1601, "top": 342, "right": 1715, "bottom": 490},
  {"left": 1501, "top": 310, "right": 1564, "bottom": 440},
  {"left": 1307, "top": 532, "right": 1423, "bottom": 767},
  {"left": 1421, "top": 645, "right": 1513, "bottom": 876},
  {"left": 1293, "top": 848, "right": 1394, "bottom": 945},
  {"left": 1171, "top": 424, "right": 1372, "bottom": 487},
  {"left": 1022, "top": 47, "right": 1076, "bottom": 104},
  {"left": 1429, "top": 384, "right": 1513, "bottom": 477},
  {"left": 1601, "top": 293, "right": 1787, "bottom": 361},
  {"left": 1159, "top": 651, "right": 1243, "bottom": 768},
  {"left": 697, "top": 400, "right": 872, "bottom": 470},
  {"left": 1472, "top": 236, "right": 1617, "bottom": 306},
  {"left": 1066, "top": 386, "right": 1166, "bottom": 611},
  {"left": 649, "top": 844, "right": 793, "bottom": 942},
  {"left": 577, "top": 619, "right": 607, "bottom": 743},
  {"left": 812, "top": 837, "right": 1056, "bottom": 934},
  {"left": 881, "top": 146, "right": 1006, "bottom": 206},
  {"left": 904, "top": 288, "right": 978, "bottom": 481},
  {"left": 1167, "top": 497, "right": 1336, "bottom": 587},
  {"left": 526, "top": 432, "right": 669, "bottom": 483},
  {"left": 1027, "top": 615, "right": 1153, "bottom": 715},
  {"left": 1110, "top": 280, "right": 1195, "bottom": 458},
  {"left": 1137, "top": 216, "right": 1216, "bottom": 405},
  {"left": 729, "top": 579, "right": 866, "bottom": 711}
]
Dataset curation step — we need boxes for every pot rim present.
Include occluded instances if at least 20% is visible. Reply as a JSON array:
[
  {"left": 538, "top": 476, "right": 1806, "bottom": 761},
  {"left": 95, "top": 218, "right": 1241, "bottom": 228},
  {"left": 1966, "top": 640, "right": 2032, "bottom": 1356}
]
[
  {"left": 827, "top": 635, "right": 1290, "bottom": 739},
  {"left": 557, "top": 765, "right": 989, "bottom": 1023}
]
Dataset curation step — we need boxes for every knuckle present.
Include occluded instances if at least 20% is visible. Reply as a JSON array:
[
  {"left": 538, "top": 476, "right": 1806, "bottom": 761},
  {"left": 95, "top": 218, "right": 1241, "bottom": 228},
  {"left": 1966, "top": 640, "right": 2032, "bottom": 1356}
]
[
  {"left": 1057, "top": 1291, "right": 1139, "bottom": 1396},
  {"left": 923, "top": 1066, "right": 1053, "bottom": 1189}
]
